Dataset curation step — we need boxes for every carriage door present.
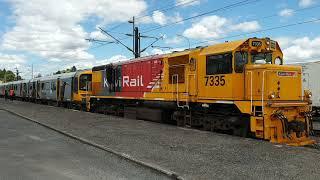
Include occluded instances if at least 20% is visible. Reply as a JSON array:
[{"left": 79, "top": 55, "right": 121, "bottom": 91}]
[
  {"left": 56, "top": 78, "right": 60, "bottom": 101},
  {"left": 198, "top": 53, "right": 233, "bottom": 99},
  {"left": 36, "top": 81, "right": 40, "bottom": 99}
]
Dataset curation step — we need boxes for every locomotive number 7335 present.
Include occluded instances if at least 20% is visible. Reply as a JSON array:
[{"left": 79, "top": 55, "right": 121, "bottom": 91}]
[{"left": 204, "top": 75, "right": 226, "bottom": 86}]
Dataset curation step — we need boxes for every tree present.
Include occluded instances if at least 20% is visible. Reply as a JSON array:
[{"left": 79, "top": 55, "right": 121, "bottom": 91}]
[
  {"left": 0, "top": 69, "right": 16, "bottom": 82},
  {"left": 36, "top": 73, "right": 42, "bottom": 78},
  {"left": 54, "top": 66, "right": 77, "bottom": 75},
  {"left": 71, "top": 66, "right": 77, "bottom": 72}
]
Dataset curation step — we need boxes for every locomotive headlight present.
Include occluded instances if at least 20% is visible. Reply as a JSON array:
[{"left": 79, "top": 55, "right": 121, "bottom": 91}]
[
  {"left": 269, "top": 93, "right": 275, "bottom": 99},
  {"left": 304, "top": 90, "right": 312, "bottom": 99}
]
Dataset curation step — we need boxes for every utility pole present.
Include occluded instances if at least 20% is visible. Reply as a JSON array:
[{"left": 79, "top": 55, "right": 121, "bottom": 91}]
[
  {"left": 134, "top": 27, "right": 139, "bottom": 58},
  {"left": 89, "top": 16, "right": 163, "bottom": 59},
  {"left": 14, "top": 67, "right": 20, "bottom": 81},
  {"left": 31, "top": 64, "right": 33, "bottom": 79},
  {"left": 4, "top": 69, "right": 6, "bottom": 83}
]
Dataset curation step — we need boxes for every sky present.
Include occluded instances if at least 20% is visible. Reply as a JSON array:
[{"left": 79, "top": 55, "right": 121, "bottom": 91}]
[{"left": 0, "top": 0, "right": 320, "bottom": 78}]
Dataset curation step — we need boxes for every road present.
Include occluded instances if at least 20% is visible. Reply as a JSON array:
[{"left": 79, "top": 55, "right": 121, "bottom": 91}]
[{"left": 0, "top": 110, "right": 171, "bottom": 180}]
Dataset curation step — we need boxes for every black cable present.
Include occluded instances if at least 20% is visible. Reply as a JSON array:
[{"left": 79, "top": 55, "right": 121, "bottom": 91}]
[
  {"left": 141, "top": 0, "right": 261, "bottom": 33},
  {"left": 107, "top": 0, "right": 200, "bottom": 32},
  {"left": 175, "top": 17, "right": 320, "bottom": 49}
]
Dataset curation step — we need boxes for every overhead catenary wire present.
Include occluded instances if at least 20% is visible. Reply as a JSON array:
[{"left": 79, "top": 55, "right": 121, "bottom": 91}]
[
  {"left": 167, "top": 3, "right": 320, "bottom": 49},
  {"left": 175, "top": 17, "right": 320, "bottom": 49},
  {"left": 141, "top": 0, "right": 262, "bottom": 33},
  {"left": 107, "top": 0, "right": 200, "bottom": 32},
  {"left": 102, "top": 0, "right": 263, "bottom": 48}
]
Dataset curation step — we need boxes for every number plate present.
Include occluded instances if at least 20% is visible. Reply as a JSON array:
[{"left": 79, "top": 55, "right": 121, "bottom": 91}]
[
  {"left": 205, "top": 75, "right": 226, "bottom": 86},
  {"left": 251, "top": 41, "right": 262, "bottom": 47}
]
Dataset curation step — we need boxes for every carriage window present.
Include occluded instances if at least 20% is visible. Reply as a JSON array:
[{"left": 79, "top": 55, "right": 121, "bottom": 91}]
[
  {"left": 235, "top": 52, "right": 248, "bottom": 73},
  {"left": 51, "top": 82, "right": 56, "bottom": 91},
  {"left": 206, "top": 53, "right": 232, "bottom": 75}
]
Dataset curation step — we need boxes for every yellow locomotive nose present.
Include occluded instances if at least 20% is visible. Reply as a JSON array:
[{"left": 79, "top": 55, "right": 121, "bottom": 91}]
[{"left": 246, "top": 63, "right": 314, "bottom": 146}]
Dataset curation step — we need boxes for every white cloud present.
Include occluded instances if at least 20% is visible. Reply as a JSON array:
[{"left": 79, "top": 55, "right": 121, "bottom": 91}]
[
  {"left": 277, "top": 36, "right": 320, "bottom": 63},
  {"left": 279, "top": 8, "right": 294, "bottom": 17},
  {"left": 165, "top": 36, "right": 183, "bottom": 44},
  {"left": 89, "top": 30, "right": 109, "bottom": 40},
  {"left": 183, "top": 16, "right": 228, "bottom": 39},
  {"left": 275, "top": 37, "right": 292, "bottom": 48},
  {"left": 1, "top": 0, "right": 147, "bottom": 64},
  {"left": 96, "top": 55, "right": 128, "bottom": 65},
  {"left": 299, "top": 0, "right": 316, "bottom": 7},
  {"left": 229, "top": 21, "right": 260, "bottom": 32},
  {"left": 176, "top": 0, "right": 201, "bottom": 7},
  {"left": 152, "top": 11, "right": 167, "bottom": 26},
  {"left": 150, "top": 11, "right": 183, "bottom": 26},
  {"left": 150, "top": 48, "right": 184, "bottom": 55},
  {"left": 171, "top": 13, "right": 183, "bottom": 24},
  {"left": 0, "top": 53, "right": 26, "bottom": 64},
  {"left": 0, "top": 53, "right": 27, "bottom": 73},
  {"left": 183, "top": 15, "right": 260, "bottom": 40}
]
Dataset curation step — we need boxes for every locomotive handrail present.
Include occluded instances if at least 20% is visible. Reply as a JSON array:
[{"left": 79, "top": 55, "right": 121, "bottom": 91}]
[
  {"left": 172, "top": 74, "right": 189, "bottom": 109},
  {"left": 246, "top": 71, "right": 253, "bottom": 114},
  {"left": 262, "top": 70, "right": 274, "bottom": 115}
]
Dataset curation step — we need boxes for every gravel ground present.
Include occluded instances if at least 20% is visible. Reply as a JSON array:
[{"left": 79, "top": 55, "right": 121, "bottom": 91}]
[
  {"left": 0, "top": 110, "right": 171, "bottom": 180},
  {"left": 1, "top": 99, "right": 320, "bottom": 180}
]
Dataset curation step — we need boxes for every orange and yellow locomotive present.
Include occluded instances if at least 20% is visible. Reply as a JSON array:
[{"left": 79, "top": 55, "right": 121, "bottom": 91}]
[{"left": 87, "top": 37, "right": 314, "bottom": 146}]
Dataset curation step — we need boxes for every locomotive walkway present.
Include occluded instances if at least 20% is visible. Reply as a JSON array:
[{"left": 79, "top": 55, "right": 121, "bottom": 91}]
[{"left": 1, "top": 99, "right": 320, "bottom": 180}]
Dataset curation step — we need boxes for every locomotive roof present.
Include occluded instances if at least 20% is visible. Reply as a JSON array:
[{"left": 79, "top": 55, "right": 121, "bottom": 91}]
[
  {"left": 92, "top": 39, "right": 250, "bottom": 71},
  {"left": 199, "top": 39, "right": 246, "bottom": 55}
]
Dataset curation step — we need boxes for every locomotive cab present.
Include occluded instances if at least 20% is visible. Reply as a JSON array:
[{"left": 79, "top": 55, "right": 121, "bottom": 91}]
[
  {"left": 197, "top": 37, "right": 313, "bottom": 145},
  {"left": 240, "top": 38, "right": 313, "bottom": 145},
  {"left": 72, "top": 70, "right": 92, "bottom": 109}
]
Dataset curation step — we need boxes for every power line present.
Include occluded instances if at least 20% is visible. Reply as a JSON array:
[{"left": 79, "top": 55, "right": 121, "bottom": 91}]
[
  {"left": 243, "top": 3, "right": 320, "bottom": 23},
  {"left": 176, "top": 17, "right": 320, "bottom": 49},
  {"left": 141, "top": 0, "right": 262, "bottom": 33},
  {"left": 98, "top": 3, "right": 320, "bottom": 52},
  {"left": 107, "top": 0, "right": 200, "bottom": 32},
  {"left": 105, "top": 0, "right": 262, "bottom": 46},
  {"left": 169, "top": 4, "right": 320, "bottom": 48}
]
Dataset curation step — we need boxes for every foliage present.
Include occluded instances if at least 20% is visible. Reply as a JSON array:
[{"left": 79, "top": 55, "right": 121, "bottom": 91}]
[
  {"left": 0, "top": 69, "right": 17, "bottom": 82},
  {"left": 54, "top": 66, "right": 77, "bottom": 75}
]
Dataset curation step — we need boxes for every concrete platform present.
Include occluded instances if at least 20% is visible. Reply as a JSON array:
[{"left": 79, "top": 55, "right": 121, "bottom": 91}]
[
  {"left": 1, "top": 99, "right": 320, "bottom": 180},
  {"left": 0, "top": 110, "right": 170, "bottom": 180}
]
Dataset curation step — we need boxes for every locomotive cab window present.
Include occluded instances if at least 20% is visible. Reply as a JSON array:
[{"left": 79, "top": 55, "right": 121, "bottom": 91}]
[
  {"left": 235, "top": 52, "right": 248, "bottom": 73},
  {"left": 251, "top": 52, "right": 272, "bottom": 64},
  {"left": 79, "top": 74, "right": 92, "bottom": 91},
  {"left": 206, "top": 53, "right": 232, "bottom": 75}
]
